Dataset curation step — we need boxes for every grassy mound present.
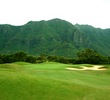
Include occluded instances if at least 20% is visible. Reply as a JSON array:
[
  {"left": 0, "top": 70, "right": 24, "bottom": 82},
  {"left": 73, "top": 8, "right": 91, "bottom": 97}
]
[{"left": 0, "top": 62, "right": 110, "bottom": 100}]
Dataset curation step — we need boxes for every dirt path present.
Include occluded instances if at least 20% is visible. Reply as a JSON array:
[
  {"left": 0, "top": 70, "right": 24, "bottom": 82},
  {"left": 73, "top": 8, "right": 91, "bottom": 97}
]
[{"left": 66, "top": 65, "right": 106, "bottom": 71}]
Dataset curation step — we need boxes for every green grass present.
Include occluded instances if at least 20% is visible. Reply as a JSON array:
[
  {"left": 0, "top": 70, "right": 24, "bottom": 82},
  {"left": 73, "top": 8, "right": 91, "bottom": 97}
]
[
  {"left": 66, "top": 64, "right": 94, "bottom": 69},
  {"left": 0, "top": 62, "right": 110, "bottom": 100}
]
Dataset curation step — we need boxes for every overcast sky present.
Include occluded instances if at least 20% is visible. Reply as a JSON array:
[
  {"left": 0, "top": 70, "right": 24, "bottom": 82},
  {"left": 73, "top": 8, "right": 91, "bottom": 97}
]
[{"left": 0, "top": 0, "right": 110, "bottom": 28}]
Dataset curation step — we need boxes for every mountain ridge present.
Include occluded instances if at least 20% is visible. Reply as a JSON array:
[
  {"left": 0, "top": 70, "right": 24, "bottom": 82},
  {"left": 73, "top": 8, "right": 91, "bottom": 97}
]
[{"left": 0, "top": 18, "right": 110, "bottom": 57}]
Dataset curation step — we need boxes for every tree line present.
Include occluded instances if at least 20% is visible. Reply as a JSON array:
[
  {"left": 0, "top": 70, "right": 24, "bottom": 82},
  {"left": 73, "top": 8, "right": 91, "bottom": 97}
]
[
  {"left": 0, "top": 49, "right": 110, "bottom": 64},
  {"left": 0, "top": 51, "right": 37, "bottom": 64},
  {"left": 36, "top": 49, "right": 110, "bottom": 64}
]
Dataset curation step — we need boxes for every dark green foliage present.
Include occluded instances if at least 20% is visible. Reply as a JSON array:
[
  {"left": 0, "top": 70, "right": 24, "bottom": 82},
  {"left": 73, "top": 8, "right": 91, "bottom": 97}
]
[
  {"left": 35, "top": 50, "right": 110, "bottom": 64},
  {"left": 58, "top": 57, "right": 75, "bottom": 64},
  {"left": 1, "top": 54, "right": 14, "bottom": 63},
  {"left": 13, "top": 51, "right": 27, "bottom": 62},
  {"left": 36, "top": 54, "right": 75, "bottom": 64},
  {"left": 26, "top": 55, "right": 36, "bottom": 63},
  {"left": 107, "top": 56, "right": 110, "bottom": 64},
  {"left": 47, "top": 55, "right": 59, "bottom": 62},
  {"left": 0, "top": 54, "right": 3, "bottom": 64},
  {"left": 36, "top": 54, "right": 48, "bottom": 63},
  {"left": 77, "top": 49, "right": 106, "bottom": 64},
  {"left": 0, "top": 19, "right": 110, "bottom": 57},
  {"left": 0, "top": 52, "right": 36, "bottom": 64},
  {"left": 0, "top": 49, "right": 109, "bottom": 64}
]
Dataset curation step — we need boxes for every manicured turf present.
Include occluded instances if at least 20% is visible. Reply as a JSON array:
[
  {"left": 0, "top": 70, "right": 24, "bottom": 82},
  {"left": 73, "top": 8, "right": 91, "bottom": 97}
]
[{"left": 0, "top": 62, "right": 110, "bottom": 100}]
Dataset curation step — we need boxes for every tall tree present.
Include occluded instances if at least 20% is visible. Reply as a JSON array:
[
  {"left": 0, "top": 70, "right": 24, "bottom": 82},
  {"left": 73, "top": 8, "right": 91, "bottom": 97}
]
[
  {"left": 0, "top": 54, "right": 3, "bottom": 64},
  {"left": 13, "top": 51, "right": 27, "bottom": 62},
  {"left": 77, "top": 49, "right": 104, "bottom": 64},
  {"left": 26, "top": 55, "right": 36, "bottom": 63}
]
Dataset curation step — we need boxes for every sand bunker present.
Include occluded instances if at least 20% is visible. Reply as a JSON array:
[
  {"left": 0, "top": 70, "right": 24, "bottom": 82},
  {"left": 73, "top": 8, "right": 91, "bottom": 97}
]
[{"left": 66, "top": 65, "right": 106, "bottom": 71}]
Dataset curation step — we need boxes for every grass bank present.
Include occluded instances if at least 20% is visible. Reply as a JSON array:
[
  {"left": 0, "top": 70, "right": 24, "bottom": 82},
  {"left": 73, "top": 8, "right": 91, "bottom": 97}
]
[{"left": 0, "top": 62, "right": 110, "bottom": 100}]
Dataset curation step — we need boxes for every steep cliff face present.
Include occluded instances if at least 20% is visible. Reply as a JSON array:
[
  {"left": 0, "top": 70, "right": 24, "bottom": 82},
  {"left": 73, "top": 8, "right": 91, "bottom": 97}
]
[{"left": 0, "top": 19, "right": 110, "bottom": 57}]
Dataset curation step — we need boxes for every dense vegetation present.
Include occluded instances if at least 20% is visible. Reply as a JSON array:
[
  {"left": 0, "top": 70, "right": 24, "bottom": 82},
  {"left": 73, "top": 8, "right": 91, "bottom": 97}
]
[
  {"left": 0, "top": 49, "right": 110, "bottom": 64},
  {"left": 37, "top": 49, "right": 110, "bottom": 64},
  {"left": 76, "top": 49, "right": 110, "bottom": 64},
  {"left": 0, "top": 18, "right": 110, "bottom": 57},
  {"left": 0, "top": 51, "right": 36, "bottom": 64}
]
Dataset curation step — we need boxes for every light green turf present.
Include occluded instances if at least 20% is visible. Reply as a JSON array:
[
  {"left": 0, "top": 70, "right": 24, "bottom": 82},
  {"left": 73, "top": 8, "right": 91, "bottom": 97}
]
[{"left": 0, "top": 62, "right": 110, "bottom": 100}]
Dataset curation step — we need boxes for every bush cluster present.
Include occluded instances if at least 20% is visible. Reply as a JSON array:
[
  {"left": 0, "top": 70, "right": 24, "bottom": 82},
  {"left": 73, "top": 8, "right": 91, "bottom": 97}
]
[
  {"left": 0, "top": 51, "right": 36, "bottom": 64},
  {"left": 0, "top": 49, "right": 110, "bottom": 64},
  {"left": 36, "top": 49, "right": 110, "bottom": 64}
]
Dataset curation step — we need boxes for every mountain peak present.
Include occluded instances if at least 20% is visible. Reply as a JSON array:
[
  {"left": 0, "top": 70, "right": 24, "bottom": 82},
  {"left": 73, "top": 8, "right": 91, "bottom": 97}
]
[
  {"left": 49, "top": 18, "right": 63, "bottom": 21},
  {"left": 0, "top": 18, "right": 110, "bottom": 57},
  {"left": 48, "top": 18, "right": 72, "bottom": 23}
]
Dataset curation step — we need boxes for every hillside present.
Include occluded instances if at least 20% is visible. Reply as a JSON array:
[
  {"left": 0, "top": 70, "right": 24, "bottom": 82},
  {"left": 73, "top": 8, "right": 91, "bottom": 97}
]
[
  {"left": 0, "top": 18, "right": 110, "bottom": 57},
  {"left": 75, "top": 24, "right": 110, "bottom": 55}
]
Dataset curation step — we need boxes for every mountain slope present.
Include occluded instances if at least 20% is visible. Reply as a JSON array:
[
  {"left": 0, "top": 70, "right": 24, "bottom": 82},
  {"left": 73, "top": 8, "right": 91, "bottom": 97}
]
[
  {"left": 75, "top": 24, "right": 110, "bottom": 55},
  {"left": 0, "top": 18, "right": 110, "bottom": 57}
]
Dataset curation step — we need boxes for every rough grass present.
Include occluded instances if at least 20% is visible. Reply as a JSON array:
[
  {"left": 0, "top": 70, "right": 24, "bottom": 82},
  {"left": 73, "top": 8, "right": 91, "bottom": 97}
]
[{"left": 0, "top": 62, "right": 110, "bottom": 100}]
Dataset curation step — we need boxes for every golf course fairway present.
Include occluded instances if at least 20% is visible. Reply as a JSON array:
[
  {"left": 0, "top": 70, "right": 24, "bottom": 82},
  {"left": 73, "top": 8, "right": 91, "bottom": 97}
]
[{"left": 0, "top": 62, "right": 110, "bottom": 100}]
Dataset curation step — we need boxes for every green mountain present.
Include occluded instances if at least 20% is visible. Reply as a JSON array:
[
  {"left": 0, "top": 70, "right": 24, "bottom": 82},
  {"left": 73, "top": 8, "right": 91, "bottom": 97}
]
[
  {"left": 75, "top": 24, "right": 110, "bottom": 55},
  {"left": 0, "top": 18, "right": 110, "bottom": 57}
]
